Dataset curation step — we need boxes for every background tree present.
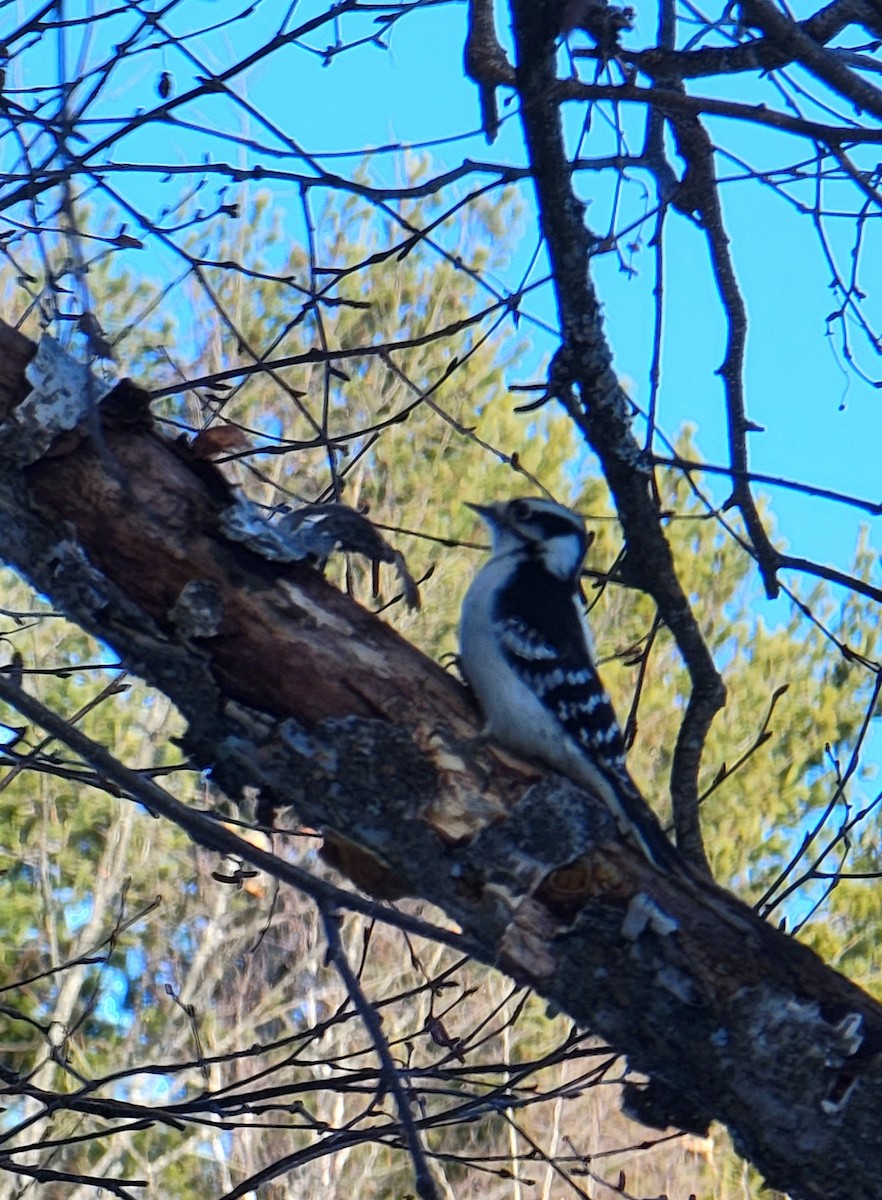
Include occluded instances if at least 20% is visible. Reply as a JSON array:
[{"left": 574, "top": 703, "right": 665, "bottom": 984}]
[{"left": 0, "top": 1, "right": 880, "bottom": 1198}]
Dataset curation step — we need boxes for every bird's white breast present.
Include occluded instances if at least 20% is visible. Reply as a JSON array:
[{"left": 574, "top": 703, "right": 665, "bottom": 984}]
[{"left": 461, "top": 558, "right": 577, "bottom": 769}]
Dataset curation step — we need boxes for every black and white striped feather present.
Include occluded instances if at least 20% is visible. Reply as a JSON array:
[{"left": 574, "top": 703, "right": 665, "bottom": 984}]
[{"left": 460, "top": 497, "right": 681, "bottom": 873}]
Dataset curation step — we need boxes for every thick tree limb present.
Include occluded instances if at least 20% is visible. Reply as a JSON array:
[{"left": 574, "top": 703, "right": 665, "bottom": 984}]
[
  {"left": 2, "top": 320, "right": 882, "bottom": 1198},
  {"left": 631, "top": 0, "right": 882, "bottom": 81},
  {"left": 510, "top": 0, "right": 725, "bottom": 872},
  {"left": 464, "top": 0, "right": 514, "bottom": 142},
  {"left": 741, "top": 0, "right": 882, "bottom": 120}
]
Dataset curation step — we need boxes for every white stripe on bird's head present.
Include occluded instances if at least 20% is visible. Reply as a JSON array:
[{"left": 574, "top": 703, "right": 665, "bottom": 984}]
[{"left": 467, "top": 497, "right": 591, "bottom": 582}]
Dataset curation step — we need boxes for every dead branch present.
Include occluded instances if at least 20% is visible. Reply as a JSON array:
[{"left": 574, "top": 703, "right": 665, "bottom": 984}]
[{"left": 1, "top": 321, "right": 882, "bottom": 1199}]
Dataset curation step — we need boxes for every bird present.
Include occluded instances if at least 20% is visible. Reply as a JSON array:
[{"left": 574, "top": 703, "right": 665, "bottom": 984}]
[{"left": 459, "top": 496, "right": 682, "bottom": 874}]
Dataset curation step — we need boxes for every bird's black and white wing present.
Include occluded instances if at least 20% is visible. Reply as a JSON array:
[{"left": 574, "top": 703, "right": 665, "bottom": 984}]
[{"left": 460, "top": 496, "right": 681, "bottom": 873}]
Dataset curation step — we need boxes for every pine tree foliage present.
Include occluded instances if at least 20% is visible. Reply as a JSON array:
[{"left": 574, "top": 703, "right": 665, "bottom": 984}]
[{"left": 0, "top": 183, "right": 879, "bottom": 1198}]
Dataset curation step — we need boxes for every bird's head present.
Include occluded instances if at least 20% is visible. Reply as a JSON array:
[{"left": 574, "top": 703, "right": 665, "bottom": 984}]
[{"left": 467, "top": 497, "right": 592, "bottom": 583}]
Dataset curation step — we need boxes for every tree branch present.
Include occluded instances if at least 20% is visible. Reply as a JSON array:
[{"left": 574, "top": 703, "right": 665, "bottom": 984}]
[
  {"left": 630, "top": 0, "right": 882, "bottom": 81},
  {"left": 741, "top": 0, "right": 882, "bottom": 120},
  {"left": 464, "top": 0, "right": 515, "bottom": 142},
  {"left": 2, "top": 320, "right": 882, "bottom": 1198},
  {"left": 665, "top": 107, "right": 782, "bottom": 599},
  {"left": 509, "top": 0, "right": 724, "bottom": 872},
  {"left": 555, "top": 79, "right": 882, "bottom": 142}
]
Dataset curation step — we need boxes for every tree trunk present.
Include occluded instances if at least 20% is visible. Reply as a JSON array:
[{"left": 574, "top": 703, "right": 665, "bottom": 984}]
[{"left": 1, "top": 319, "right": 881, "bottom": 1199}]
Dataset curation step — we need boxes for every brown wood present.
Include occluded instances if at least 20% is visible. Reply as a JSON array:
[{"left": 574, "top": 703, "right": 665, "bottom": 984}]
[{"left": 1, "top": 318, "right": 881, "bottom": 1200}]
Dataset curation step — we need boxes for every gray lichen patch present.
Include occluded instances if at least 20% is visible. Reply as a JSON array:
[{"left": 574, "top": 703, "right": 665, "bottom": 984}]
[{"left": 1, "top": 336, "right": 116, "bottom": 465}]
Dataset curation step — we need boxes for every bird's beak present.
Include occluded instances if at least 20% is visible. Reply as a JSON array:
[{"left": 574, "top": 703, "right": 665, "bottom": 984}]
[{"left": 465, "top": 501, "right": 501, "bottom": 526}]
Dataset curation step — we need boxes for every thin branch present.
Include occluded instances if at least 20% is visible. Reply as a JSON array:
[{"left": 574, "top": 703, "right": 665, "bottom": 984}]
[
  {"left": 629, "top": 0, "right": 882, "bottom": 81},
  {"left": 0, "top": 676, "right": 480, "bottom": 957},
  {"left": 654, "top": 454, "right": 882, "bottom": 516},
  {"left": 320, "top": 906, "right": 441, "bottom": 1200},
  {"left": 664, "top": 107, "right": 781, "bottom": 597},
  {"left": 555, "top": 80, "right": 882, "bottom": 143},
  {"left": 778, "top": 554, "right": 882, "bottom": 605},
  {"left": 741, "top": 0, "right": 882, "bottom": 120}
]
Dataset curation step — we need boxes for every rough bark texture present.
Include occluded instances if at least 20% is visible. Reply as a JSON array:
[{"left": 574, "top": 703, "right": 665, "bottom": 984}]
[
  {"left": 509, "top": 0, "right": 728, "bottom": 878},
  {"left": 1, "top": 319, "right": 882, "bottom": 1198}
]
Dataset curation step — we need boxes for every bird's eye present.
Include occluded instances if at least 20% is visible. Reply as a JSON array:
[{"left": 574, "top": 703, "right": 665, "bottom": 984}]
[{"left": 510, "top": 499, "right": 531, "bottom": 522}]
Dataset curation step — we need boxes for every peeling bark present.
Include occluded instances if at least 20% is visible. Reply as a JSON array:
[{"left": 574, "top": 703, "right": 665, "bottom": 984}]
[{"left": 1, "top": 319, "right": 882, "bottom": 1199}]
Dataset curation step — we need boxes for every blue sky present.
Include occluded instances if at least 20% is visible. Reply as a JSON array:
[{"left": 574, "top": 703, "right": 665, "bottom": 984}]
[
  {"left": 3, "top": 1, "right": 878, "bottom": 595},
  {"left": 7, "top": 0, "right": 873, "bottom": 573},
  {"left": 3, "top": 0, "right": 880, "bottom": 788}
]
